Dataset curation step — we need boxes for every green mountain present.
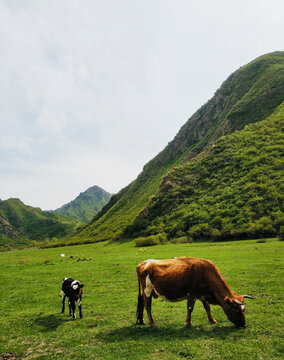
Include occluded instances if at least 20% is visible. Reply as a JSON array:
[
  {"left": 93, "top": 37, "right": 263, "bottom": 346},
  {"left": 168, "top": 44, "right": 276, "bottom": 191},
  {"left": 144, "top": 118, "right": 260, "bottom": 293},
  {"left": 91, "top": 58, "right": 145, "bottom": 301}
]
[
  {"left": 0, "top": 198, "right": 82, "bottom": 250},
  {"left": 128, "top": 102, "right": 284, "bottom": 244},
  {"left": 54, "top": 185, "right": 112, "bottom": 223},
  {"left": 58, "top": 51, "right": 284, "bottom": 246}
]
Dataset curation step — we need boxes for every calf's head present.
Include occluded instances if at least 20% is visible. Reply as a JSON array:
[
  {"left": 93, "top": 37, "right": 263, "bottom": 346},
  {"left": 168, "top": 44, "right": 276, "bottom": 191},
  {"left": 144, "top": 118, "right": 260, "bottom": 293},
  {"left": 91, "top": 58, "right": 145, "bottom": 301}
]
[{"left": 70, "top": 280, "right": 84, "bottom": 299}]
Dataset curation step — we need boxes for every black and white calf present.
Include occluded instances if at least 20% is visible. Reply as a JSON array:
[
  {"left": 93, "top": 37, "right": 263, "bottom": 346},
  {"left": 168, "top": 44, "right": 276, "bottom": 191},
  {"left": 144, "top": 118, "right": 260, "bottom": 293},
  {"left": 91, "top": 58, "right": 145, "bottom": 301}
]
[{"left": 60, "top": 277, "right": 84, "bottom": 320}]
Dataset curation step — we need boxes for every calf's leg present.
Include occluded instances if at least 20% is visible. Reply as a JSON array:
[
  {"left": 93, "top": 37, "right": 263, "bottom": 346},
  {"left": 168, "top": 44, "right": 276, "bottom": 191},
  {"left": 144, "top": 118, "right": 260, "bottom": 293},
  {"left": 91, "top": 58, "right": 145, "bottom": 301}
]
[
  {"left": 61, "top": 295, "right": 66, "bottom": 314},
  {"left": 68, "top": 300, "right": 72, "bottom": 316},
  {"left": 78, "top": 299, "right": 83, "bottom": 318},
  {"left": 70, "top": 300, "right": 76, "bottom": 320}
]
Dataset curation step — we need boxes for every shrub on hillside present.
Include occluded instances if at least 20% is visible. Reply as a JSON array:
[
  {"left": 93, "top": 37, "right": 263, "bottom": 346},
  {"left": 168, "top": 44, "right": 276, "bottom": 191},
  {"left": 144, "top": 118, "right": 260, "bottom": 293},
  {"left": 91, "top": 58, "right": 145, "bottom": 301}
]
[
  {"left": 188, "top": 223, "right": 221, "bottom": 240},
  {"left": 171, "top": 236, "right": 193, "bottom": 244},
  {"left": 135, "top": 233, "right": 167, "bottom": 247},
  {"left": 278, "top": 226, "right": 284, "bottom": 241}
]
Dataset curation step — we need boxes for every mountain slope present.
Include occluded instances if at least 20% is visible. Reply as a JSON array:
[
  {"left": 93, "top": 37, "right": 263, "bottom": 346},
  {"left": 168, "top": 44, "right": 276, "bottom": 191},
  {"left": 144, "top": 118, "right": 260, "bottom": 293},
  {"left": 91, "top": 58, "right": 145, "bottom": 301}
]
[
  {"left": 54, "top": 185, "right": 112, "bottom": 223},
  {"left": 73, "top": 51, "right": 284, "bottom": 244},
  {"left": 127, "top": 102, "right": 284, "bottom": 243},
  {"left": 0, "top": 198, "right": 82, "bottom": 250},
  {"left": 0, "top": 214, "right": 29, "bottom": 249}
]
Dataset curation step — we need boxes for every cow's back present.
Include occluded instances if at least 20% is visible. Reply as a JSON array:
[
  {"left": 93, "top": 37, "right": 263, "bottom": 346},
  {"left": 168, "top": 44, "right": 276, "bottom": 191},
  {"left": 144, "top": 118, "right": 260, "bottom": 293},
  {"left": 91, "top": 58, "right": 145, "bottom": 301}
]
[
  {"left": 137, "top": 257, "right": 221, "bottom": 301},
  {"left": 137, "top": 257, "right": 214, "bottom": 276}
]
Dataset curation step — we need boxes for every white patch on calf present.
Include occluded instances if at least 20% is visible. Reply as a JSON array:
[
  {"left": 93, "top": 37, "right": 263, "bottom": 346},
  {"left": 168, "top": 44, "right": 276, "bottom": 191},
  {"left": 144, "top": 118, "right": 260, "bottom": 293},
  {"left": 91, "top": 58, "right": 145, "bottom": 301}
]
[
  {"left": 241, "top": 305, "right": 245, "bottom": 311},
  {"left": 59, "top": 290, "right": 65, "bottom": 297},
  {"left": 71, "top": 280, "right": 80, "bottom": 290}
]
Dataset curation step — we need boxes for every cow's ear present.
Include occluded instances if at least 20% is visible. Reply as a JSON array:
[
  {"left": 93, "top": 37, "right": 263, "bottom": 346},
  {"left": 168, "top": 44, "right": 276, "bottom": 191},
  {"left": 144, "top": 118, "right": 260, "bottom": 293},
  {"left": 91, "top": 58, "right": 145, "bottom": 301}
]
[
  {"left": 80, "top": 284, "right": 84, "bottom": 288},
  {"left": 224, "top": 296, "right": 233, "bottom": 304}
]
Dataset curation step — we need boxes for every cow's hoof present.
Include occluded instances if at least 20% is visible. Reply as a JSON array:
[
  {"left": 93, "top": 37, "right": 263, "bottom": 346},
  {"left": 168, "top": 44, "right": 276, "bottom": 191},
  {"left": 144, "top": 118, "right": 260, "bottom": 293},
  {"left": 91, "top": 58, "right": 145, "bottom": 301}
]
[
  {"left": 149, "top": 323, "right": 156, "bottom": 328},
  {"left": 186, "top": 323, "right": 194, "bottom": 328},
  {"left": 209, "top": 319, "right": 217, "bottom": 324}
]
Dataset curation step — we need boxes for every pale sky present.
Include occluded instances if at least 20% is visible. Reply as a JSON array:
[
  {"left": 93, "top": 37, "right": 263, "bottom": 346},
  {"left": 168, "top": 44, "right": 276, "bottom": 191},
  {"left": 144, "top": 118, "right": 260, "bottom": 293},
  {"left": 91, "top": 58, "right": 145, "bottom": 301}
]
[{"left": 0, "top": 0, "right": 283, "bottom": 210}]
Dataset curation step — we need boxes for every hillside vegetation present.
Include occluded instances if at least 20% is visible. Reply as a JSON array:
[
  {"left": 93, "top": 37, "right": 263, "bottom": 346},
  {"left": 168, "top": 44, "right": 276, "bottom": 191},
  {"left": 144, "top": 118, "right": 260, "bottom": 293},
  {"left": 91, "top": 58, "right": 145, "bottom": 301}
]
[
  {"left": 54, "top": 185, "right": 112, "bottom": 223},
  {"left": 69, "top": 51, "right": 284, "bottom": 246},
  {"left": 0, "top": 199, "right": 82, "bottom": 250},
  {"left": 127, "top": 103, "right": 284, "bottom": 244}
]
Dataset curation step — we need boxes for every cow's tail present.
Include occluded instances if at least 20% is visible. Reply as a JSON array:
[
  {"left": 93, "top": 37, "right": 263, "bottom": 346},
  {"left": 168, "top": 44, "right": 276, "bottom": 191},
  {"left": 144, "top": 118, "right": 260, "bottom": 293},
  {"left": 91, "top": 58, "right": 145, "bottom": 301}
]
[{"left": 136, "top": 277, "right": 144, "bottom": 325}]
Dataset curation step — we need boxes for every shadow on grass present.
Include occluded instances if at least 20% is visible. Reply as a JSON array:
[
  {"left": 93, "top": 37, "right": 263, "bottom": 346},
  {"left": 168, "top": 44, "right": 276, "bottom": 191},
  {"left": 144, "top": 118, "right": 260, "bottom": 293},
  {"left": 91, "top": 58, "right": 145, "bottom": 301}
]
[
  {"left": 96, "top": 323, "right": 242, "bottom": 343},
  {"left": 34, "top": 314, "right": 69, "bottom": 332}
]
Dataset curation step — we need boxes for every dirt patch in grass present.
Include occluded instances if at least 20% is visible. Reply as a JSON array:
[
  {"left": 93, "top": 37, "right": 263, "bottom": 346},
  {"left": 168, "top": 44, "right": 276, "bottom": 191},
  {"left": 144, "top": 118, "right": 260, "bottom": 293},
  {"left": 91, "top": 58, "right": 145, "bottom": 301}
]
[{"left": 0, "top": 354, "right": 17, "bottom": 360}]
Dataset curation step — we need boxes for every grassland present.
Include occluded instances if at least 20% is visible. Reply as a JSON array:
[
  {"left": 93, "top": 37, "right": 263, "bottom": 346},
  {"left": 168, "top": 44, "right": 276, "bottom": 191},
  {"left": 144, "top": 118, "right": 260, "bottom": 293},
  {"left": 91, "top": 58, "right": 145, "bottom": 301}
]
[{"left": 0, "top": 238, "right": 283, "bottom": 359}]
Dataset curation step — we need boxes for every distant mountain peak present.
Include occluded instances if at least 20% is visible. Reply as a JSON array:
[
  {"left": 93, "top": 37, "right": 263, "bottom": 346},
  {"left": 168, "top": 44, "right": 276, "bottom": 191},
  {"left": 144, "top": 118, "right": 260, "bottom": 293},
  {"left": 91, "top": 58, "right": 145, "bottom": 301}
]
[{"left": 54, "top": 185, "right": 112, "bottom": 223}]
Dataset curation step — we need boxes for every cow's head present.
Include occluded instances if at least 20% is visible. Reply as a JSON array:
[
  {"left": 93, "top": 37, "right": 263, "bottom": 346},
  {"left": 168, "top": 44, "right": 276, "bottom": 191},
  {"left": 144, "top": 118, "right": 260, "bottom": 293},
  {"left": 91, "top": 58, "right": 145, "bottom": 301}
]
[{"left": 223, "top": 294, "right": 253, "bottom": 328}]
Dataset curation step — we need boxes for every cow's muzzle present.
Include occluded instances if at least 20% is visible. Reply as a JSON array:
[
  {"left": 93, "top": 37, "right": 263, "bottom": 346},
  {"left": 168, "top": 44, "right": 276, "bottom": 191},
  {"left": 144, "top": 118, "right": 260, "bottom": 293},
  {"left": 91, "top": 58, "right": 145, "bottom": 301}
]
[{"left": 238, "top": 323, "right": 246, "bottom": 329}]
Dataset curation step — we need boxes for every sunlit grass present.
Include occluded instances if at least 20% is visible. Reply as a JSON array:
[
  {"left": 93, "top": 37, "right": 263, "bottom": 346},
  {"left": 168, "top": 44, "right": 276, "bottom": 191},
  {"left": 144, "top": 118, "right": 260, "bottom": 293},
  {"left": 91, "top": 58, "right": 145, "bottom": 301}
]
[{"left": 0, "top": 238, "right": 283, "bottom": 359}]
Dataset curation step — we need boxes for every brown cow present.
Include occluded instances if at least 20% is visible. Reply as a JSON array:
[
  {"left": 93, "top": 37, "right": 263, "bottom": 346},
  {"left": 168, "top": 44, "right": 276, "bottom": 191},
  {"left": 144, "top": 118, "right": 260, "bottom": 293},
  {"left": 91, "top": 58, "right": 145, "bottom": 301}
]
[{"left": 136, "top": 257, "right": 253, "bottom": 328}]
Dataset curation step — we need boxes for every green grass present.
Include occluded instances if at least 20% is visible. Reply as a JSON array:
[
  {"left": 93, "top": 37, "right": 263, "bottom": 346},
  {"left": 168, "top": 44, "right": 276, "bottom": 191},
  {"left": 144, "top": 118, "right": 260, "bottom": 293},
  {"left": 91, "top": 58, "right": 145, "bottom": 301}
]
[{"left": 0, "top": 238, "right": 283, "bottom": 359}]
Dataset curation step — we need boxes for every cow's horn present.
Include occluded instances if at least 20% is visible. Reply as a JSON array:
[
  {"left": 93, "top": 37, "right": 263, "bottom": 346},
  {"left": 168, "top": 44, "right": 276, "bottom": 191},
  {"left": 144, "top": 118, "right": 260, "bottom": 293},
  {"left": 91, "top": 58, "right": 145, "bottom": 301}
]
[
  {"left": 243, "top": 295, "right": 254, "bottom": 299},
  {"left": 234, "top": 300, "right": 244, "bottom": 305}
]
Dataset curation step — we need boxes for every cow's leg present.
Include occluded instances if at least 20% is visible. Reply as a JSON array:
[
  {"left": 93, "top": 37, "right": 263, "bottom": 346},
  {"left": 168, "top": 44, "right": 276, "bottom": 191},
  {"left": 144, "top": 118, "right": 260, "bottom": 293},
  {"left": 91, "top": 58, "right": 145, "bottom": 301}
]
[
  {"left": 186, "top": 296, "right": 196, "bottom": 327},
  {"left": 144, "top": 294, "right": 156, "bottom": 327},
  {"left": 70, "top": 300, "right": 76, "bottom": 320},
  {"left": 78, "top": 299, "right": 83, "bottom": 319},
  {"left": 61, "top": 295, "right": 66, "bottom": 314},
  {"left": 202, "top": 300, "right": 217, "bottom": 324}
]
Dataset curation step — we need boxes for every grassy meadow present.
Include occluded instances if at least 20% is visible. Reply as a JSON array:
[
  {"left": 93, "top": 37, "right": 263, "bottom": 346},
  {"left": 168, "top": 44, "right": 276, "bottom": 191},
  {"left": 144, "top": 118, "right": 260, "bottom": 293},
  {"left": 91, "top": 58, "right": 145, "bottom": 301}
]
[{"left": 0, "top": 238, "right": 283, "bottom": 359}]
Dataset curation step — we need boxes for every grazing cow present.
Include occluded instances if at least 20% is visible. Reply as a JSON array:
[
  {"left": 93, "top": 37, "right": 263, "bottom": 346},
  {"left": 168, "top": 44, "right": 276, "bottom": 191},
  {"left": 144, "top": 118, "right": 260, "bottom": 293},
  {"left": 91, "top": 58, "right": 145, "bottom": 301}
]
[
  {"left": 60, "top": 277, "right": 84, "bottom": 320},
  {"left": 136, "top": 257, "right": 253, "bottom": 328}
]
